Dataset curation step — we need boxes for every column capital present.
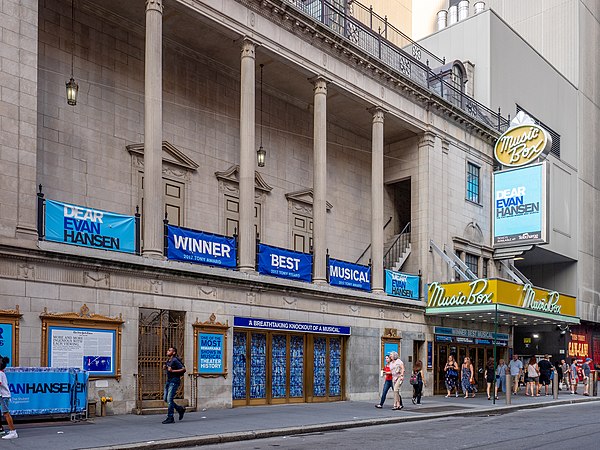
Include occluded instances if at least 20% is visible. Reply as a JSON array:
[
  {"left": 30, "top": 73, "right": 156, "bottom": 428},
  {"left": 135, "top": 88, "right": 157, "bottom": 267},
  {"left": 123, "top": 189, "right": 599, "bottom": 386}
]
[
  {"left": 145, "top": 0, "right": 163, "bottom": 13},
  {"left": 241, "top": 38, "right": 257, "bottom": 59},
  {"left": 368, "top": 106, "right": 386, "bottom": 123},
  {"left": 418, "top": 131, "right": 436, "bottom": 148},
  {"left": 310, "top": 76, "right": 328, "bottom": 94}
]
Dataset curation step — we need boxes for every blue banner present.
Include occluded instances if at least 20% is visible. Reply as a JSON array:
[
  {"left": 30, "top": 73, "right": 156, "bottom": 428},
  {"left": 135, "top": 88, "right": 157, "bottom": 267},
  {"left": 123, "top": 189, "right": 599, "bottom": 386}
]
[
  {"left": 45, "top": 199, "right": 136, "bottom": 253},
  {"left": 167, "top": 225, "right": 236, "bottom": 268},
  {"left": 5, "top": 367, "right": 88, "bottom": 415},
  {"left": 198, "top": 333, "right": 224, "bottom": 374},
  {"left": 0, "top": 323, "right": 13, "bottom": 367},
  {"left": 234, "top": 317, "right": 351, "bottom": 336},
  {"left": 257, "top": 244, "right": 312, "bottom": 282},
  {"left": 385, "top": 270, "right": 420, "bottom": 300},
  {"left": 328, "top": 259, "right": 370, "bottom": 291}
]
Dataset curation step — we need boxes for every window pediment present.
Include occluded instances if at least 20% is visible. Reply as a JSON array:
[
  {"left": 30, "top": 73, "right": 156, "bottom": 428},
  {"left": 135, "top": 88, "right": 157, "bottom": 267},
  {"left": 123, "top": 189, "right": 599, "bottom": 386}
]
[
  {"left": 285, "top": 189, "right": 332, "bottom": 211},
  {"left": 127, "top": 141, "right": 199, "bottom": 172},
  {"left": 214, "top": 165, "right": 273, "bottom": 192}
]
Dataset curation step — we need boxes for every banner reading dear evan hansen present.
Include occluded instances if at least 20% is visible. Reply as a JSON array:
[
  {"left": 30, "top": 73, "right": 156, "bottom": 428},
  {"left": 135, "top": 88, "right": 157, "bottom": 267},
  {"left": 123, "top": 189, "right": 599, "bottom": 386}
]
[
  {"left": 45, "top": 199, "right": 136, "bottom": 253},
  {"left": 385, "top": 270, "right": 420, "bottom": 300},
  {"left": 257, "top": 244, "right": 312, "bottom": 282},
  {"left": 328, "top": 259, "right": 371, "bottom": 291},
  {"left": 167, "top": 225, "right": 236, "bottom": 268}
]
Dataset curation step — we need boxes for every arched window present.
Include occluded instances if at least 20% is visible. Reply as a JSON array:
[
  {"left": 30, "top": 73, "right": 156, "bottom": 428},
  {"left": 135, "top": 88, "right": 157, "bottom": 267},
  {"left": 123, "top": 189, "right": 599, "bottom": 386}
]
[{"left": 452, "top": 63, "right": 464, "bottom": 93}]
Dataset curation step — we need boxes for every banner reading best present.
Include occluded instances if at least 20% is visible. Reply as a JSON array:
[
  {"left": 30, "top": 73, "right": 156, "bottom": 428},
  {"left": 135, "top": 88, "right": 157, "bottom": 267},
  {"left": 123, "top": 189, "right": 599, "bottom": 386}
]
[{"left": 45, "top": 199, "right": 136, "bottom": 253}]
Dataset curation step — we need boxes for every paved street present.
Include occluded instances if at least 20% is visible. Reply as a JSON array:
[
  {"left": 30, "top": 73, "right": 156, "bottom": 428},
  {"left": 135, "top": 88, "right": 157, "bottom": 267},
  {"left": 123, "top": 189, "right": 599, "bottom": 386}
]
[
  {"left": 0, "top": 392, "right": 597, "bottom": 449},
  {"left": 193, "top": 402, "right": 600, "bottom": 450}
]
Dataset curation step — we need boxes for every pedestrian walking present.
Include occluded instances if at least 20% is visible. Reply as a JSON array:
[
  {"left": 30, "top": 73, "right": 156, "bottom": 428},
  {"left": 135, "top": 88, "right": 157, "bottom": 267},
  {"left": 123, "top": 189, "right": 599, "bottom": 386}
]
[
  {"left": 570, "top": 358, "right": 578, "bottom": 394},
  {"left": 0, "top": 356, "right": 17, "bottom": 439},
  {"left": 162, "top": 347, "right": 186, "bottom": 424},
  {"left": 582, "top": 358, "right": 592, "bottom": 396},
  {"left": 495, "top": 358, "right": 508, "bottom": 399},
  {"left": 537, "top": 354, "right": 554, "bottom": 396},
  {"left": 526, "top": 356, "right": 539, "bottom": 396},
  {"left": 461, "top": 356, "right": 476, "bottom": 398},
  {"left": 444, "top": 354, "right": 460, "bottom": 398},
  {"left": 389, "top": 351, "right": 404, "bottom": 410},
  {"left": 508, "top": 354, "right": 523, "bottom": 395},
  {"left": 484, "top": 357, "right": 495, "bottom": 400},
  {"left": 375, "top": 354, "right": 393, "bottom": 408},
  {"left": 560, "top": 359, "right": 570, "bottom": 391},
  {"left": 411, "top": 360, "right": 426, "bottom": 405}
]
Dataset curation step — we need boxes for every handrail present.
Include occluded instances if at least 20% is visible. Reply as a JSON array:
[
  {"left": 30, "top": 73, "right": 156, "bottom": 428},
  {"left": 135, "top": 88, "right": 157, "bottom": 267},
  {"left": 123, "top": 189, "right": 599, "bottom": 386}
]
[
  {"left": 355, "top": 216, "right": 392, "bottom": 264},
  {"left": 383, "top": 221, "right": 411, "bottom": 269},
  {"left": 281, "top": 0, "right": 510, "bottom": 132}
]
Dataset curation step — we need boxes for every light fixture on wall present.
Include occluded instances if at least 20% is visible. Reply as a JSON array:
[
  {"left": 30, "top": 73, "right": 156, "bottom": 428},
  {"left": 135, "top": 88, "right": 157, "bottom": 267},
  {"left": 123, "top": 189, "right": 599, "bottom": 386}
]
[
  {"left": 65, "top": 0, "right": 78, "bottom": 106},
  {"left": 256, "top": 64, "right": 266, "bottom": 167}
]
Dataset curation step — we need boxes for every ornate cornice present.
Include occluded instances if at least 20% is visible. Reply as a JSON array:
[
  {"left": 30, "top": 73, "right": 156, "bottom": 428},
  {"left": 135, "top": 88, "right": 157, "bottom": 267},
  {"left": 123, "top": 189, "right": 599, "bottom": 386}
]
[{"left": 40, "top": 304, "right": 124, "bottom": 324}]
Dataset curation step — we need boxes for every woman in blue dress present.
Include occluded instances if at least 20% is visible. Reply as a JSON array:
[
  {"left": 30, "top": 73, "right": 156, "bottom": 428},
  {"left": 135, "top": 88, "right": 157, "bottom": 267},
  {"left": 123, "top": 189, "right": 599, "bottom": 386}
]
[{"left": 461, "top": 356, "right": 476, "bottom": 398}]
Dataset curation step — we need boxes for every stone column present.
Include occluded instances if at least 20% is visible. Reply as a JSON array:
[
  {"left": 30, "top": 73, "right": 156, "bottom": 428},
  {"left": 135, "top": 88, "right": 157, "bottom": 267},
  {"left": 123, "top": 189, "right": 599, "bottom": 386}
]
[
  {"left": 238, "top": 39, "right": 256, "bottom": 272},
  {"left": 142, "top": 0, "right": 164, "bottom": 257},
  {"left": 370, "top": 108, "right": 385, "bottom": 293},
  {"left": 312, "top": 77, "right": 328, "bottom": 283}
]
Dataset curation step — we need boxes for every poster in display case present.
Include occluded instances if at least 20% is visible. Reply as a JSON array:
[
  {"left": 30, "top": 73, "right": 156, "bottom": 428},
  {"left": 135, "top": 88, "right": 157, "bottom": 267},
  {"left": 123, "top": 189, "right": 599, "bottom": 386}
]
[
  {"left": 193, "top": 314, "right": 229, "bottom": 378},
  {"left": 40, "top": 304, "right": 124, "bottom": 379},
  {"left": 0, "top": 305, "right": 22, "bottom": 367}
]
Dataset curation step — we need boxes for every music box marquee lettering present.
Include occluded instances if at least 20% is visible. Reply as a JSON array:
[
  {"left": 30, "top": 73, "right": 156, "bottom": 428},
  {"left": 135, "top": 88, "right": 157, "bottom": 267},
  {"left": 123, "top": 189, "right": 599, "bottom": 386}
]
[{"left": 427, "top": 279, "right": 493, "bottom": 308}]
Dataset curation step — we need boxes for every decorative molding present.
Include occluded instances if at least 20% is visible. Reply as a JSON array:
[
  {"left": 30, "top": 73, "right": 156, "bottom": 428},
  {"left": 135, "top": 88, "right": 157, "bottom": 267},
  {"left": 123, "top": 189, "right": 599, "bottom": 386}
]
[
  {"left": 40, "top": 304, "right": 124, "bottom": 324},
  {"left": 18, "top": 263, "right": 34, "bottom": 279},
  {"left": 283, "top": 296, "right": 297, "bottom": 306},
  {"left": 127, "top": 141, "right": 199, "bottom": 172},
  {"left": 198, "top": 286, "right": 217, "bottom": 298},
  {"left": 246, "top": 292, "right": 256, "bottom": 304},
  {"left": 320, "top": 301, "right": 328, "bottom": 313},
  {"left": 383, "top": 328, "right": 399, "bottom": 338},
  {"left": 0, "top": 305, "right": 22, "bottom": 318},
  {"left": 193, "top": 313, "right": 228, "bottom": 328},
  {"left": 215, "top": 165, "right": 273, "bottom": 193},
  {"left": 149, "top": 280, "right": 163, "bottom": 294},
  {"left": 285, "top": 189, "right": 332, "bottom": 211},
  {"left": 84, "top": 271, "right": 110, "bottom": 288}
]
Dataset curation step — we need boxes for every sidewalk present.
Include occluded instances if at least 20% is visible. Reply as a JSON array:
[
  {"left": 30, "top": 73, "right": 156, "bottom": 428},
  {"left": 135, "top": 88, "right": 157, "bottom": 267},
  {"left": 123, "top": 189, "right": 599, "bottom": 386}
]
[{"left": 5, "top": 391, "right": 599, "bottom": 450}]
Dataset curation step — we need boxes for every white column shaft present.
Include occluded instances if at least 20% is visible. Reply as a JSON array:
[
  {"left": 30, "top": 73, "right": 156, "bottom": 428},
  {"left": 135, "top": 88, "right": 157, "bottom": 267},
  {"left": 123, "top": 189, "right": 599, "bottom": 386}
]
[
  {"left": 371, "top": 109, "right": 385, "bottom": 292},
  {"left": 312, "top": 78, "right": 328, "bottom": 283}
]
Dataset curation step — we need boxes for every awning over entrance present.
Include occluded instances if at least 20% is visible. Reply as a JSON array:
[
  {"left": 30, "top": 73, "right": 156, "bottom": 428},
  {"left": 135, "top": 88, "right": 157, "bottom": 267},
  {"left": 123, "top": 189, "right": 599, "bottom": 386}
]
[{"left": 425, "top": 278, "right": 580, "bottom": 326}]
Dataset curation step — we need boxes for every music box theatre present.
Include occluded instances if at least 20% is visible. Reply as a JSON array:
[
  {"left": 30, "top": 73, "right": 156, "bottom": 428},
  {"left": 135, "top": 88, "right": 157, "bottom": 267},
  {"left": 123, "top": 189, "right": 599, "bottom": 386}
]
[{"left": 0, "top": 0, "right": 591, "bottom": 416}]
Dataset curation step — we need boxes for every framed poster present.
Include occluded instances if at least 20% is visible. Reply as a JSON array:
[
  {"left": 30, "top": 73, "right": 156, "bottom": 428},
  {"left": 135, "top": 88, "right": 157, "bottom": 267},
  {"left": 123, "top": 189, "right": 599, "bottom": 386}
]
[
  {"left": 0, "top": 306, "right": 22, "bottom": 367},
  {"left": 193, "top": 314, "right": 229, "bottom": 378},
  {"left": 380, "top": 328, "right": 402, "bottom": 368},
  {"left": 41, "top": 304, "right": 124, "bottom": 379}
]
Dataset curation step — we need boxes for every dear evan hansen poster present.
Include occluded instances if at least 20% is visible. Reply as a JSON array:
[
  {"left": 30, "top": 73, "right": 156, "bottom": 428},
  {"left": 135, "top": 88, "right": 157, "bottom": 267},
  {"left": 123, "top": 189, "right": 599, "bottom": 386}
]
[{"left": 45, "top": 199, "right": 136, "bottom": 253}]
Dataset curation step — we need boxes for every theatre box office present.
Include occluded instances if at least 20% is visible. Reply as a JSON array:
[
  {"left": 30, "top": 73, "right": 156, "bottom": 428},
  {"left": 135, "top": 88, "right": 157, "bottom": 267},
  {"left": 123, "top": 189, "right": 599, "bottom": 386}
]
[
  {"left": 232, "top": 317, "right": 350, "bottom": 406},
  {"left": 425, "top": 278, "right": 579, "bottom": 393}
]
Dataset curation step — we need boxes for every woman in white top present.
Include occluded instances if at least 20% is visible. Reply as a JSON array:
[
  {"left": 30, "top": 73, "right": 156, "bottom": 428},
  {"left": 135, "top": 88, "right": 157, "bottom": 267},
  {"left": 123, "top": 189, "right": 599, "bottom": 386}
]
[
  {"left": 389, "top": 351, "right": 405, "bottom": 410},
  {"left": 526, "top": 356, "right": 540, "bottom": 396}
]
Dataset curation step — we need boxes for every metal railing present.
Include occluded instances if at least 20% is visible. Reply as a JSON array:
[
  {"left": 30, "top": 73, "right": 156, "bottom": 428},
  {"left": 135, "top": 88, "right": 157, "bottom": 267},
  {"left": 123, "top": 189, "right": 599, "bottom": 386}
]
[
  {"left": 283, "top": 0, "right": 510, "bottom": 132},
  {"left": 355, "top": 216, "right": 393, "bottom": 264},
  {"left": 383, "top": 221, "right": 410, "bottom": 269}
]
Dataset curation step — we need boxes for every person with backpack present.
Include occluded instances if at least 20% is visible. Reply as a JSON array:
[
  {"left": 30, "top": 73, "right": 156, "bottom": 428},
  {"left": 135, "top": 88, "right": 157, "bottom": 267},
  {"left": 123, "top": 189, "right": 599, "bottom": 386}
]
[
  {"left": 162, "top": 347, "right": 186, "bottom": 424},
  {"left": 410, "top": 360, "right": 426, "bottom": 405}
]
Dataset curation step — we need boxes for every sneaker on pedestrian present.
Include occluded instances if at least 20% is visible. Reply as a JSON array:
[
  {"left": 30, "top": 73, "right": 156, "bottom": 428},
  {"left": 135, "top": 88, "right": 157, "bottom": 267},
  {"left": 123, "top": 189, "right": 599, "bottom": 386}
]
[
  {"left": 2, "top": 430, "right": 18, "bottom": 439},
  {"left": 411, "top": 397, "right": 416, "bottom": 405},
  {"left": 162, "top": 417, "right": 175, "bottom": 424},
  {"left": 375, "top": 404, "right": 382, "bottom": 408}
]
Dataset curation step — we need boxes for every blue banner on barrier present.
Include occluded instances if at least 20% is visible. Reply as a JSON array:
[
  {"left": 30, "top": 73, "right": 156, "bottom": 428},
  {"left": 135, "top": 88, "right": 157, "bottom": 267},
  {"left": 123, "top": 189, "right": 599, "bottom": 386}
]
[
  {"left": 198, "top": 333, "right": 224, "bottom": 374},
  {"left": 45, "top": 199, "right": 136, "bottom": 253},
  {"left": 5, "top": 367, "right": 88, "bottom": 415},
  {"left": 328, "top": 259, "right": 371, "bottom": 291},
  {"left": 0, "top": 323, "right": 13, "bottom": 367},
  {"left": 385, "top": 270, "right": 420, "bottom": 300},
  {"left": 167, "top": 225, "right": 236, "bottom": 268},
  {"left": 257, "top": 244, "right": 312, "bottom": 282},
  {"left": 234, "top": 317, "right": 351, "bottom": 335}
]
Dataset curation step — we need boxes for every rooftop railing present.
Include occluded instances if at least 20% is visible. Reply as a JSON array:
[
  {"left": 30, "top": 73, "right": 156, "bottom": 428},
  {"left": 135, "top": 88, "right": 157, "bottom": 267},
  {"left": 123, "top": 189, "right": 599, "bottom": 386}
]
[{"left": 284, "top": 0, "right": 510, "bottom": 132}]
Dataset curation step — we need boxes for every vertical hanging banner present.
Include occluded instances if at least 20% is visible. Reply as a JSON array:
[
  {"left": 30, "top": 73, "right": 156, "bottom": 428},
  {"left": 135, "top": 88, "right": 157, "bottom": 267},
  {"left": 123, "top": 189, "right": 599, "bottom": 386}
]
[
  {"left": 328, "top": 259, "right": 371, "bottom": 291},
  {"left": 385, "top": 270, "right": 420, "bottom": 300},
  {"left": 167, "top": 225, "right": 237, "bottom": 268},
  {"left": 45, "top": 199, "right": 136, "bottom": 253},
  {"left": 257, "top": 244, "right": 312, "bottom": 282}
]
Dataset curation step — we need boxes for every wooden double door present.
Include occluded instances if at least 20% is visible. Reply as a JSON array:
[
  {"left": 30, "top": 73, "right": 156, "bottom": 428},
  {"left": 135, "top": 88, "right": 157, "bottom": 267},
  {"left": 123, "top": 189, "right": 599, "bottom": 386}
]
[{"left": 434, "top": 343, "right": 507, "bottom": 394}]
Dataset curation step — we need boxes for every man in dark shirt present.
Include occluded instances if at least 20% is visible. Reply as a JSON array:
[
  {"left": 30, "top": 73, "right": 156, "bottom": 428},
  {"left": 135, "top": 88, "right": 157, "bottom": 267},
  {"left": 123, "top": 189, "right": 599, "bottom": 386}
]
[
  {"left": 162, "top": 347, "right": 186, "bottom": 424},
  {"left": 537, "top": 354, "right": 554, "bottom": 396}
]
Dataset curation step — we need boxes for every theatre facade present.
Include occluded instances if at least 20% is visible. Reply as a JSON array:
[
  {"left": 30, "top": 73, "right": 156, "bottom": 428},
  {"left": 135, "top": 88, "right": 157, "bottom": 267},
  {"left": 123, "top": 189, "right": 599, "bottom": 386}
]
[{"left": 0, "top": 0, "right": 534, "bottom": 414}]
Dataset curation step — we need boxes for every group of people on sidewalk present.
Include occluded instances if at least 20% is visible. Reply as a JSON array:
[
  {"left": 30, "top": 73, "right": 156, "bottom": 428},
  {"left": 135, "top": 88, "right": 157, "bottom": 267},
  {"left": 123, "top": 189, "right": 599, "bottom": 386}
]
[{"left": 375, "top": 352, "right": 426, "bottom": 409}]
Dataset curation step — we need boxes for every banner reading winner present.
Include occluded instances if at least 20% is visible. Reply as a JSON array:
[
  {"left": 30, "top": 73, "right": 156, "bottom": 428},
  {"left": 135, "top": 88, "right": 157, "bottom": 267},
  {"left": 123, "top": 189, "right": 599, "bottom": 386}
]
[{"left": 45, "top": 199, "right": 136, "bottom": 253}]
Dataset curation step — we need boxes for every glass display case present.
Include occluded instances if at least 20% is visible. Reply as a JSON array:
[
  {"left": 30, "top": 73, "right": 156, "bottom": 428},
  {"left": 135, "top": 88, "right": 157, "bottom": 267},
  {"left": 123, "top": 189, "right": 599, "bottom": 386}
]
[
  {"left": 232, "top": 332, "right": 247, "bottom": 400},
  {"left": 250, "top": 333, "right": 266, "bottom": 399},
  {"left": 271, "top": 334, "right": 287, "bottom": 399}
]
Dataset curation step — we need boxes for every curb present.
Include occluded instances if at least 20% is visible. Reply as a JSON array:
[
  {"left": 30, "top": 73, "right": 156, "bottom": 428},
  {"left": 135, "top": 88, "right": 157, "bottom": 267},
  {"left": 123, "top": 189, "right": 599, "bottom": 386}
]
[{"left": 85, "top": 397, "right": 600, "bottom": 450}]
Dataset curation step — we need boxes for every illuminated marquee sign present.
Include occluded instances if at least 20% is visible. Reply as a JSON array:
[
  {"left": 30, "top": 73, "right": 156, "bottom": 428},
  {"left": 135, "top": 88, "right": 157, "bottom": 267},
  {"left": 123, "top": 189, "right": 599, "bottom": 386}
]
[
  {"left": 494, "top": 124, "right": 551, "bottom": 167},
  {"left": 568, "top": 333, "right": 589, "bottom": 359},
  {"left": 426, "top": 278, "right": 577, "bottom": 321}
]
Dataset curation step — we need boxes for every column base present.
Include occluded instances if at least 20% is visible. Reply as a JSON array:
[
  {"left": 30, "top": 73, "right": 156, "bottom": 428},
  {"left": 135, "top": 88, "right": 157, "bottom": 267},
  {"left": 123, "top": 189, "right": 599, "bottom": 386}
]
[
  {"left": 371, "top": 288, "right": 385, "bottom": 294},
  {"left": 313, "top": 278, "right": 328, "bottom": 285},
  {"left": 238, "top": 266, "right": 257, "bottom": 274},
  {"left": 15, "top": 225, "right": 38, "bottom": 240},
  {"left": 142, "top": 250, "right": 164, "bottom": 260}
]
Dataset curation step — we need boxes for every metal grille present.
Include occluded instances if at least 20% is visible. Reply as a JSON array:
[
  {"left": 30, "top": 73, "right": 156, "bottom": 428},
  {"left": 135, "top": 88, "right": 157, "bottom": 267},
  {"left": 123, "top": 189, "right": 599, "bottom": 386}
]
[
  {"left": 138, "top": 309, "right": 186, "bottom": 400},
  {"left": 516, "top": 104, "right": 561, "bottom": 159}
]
